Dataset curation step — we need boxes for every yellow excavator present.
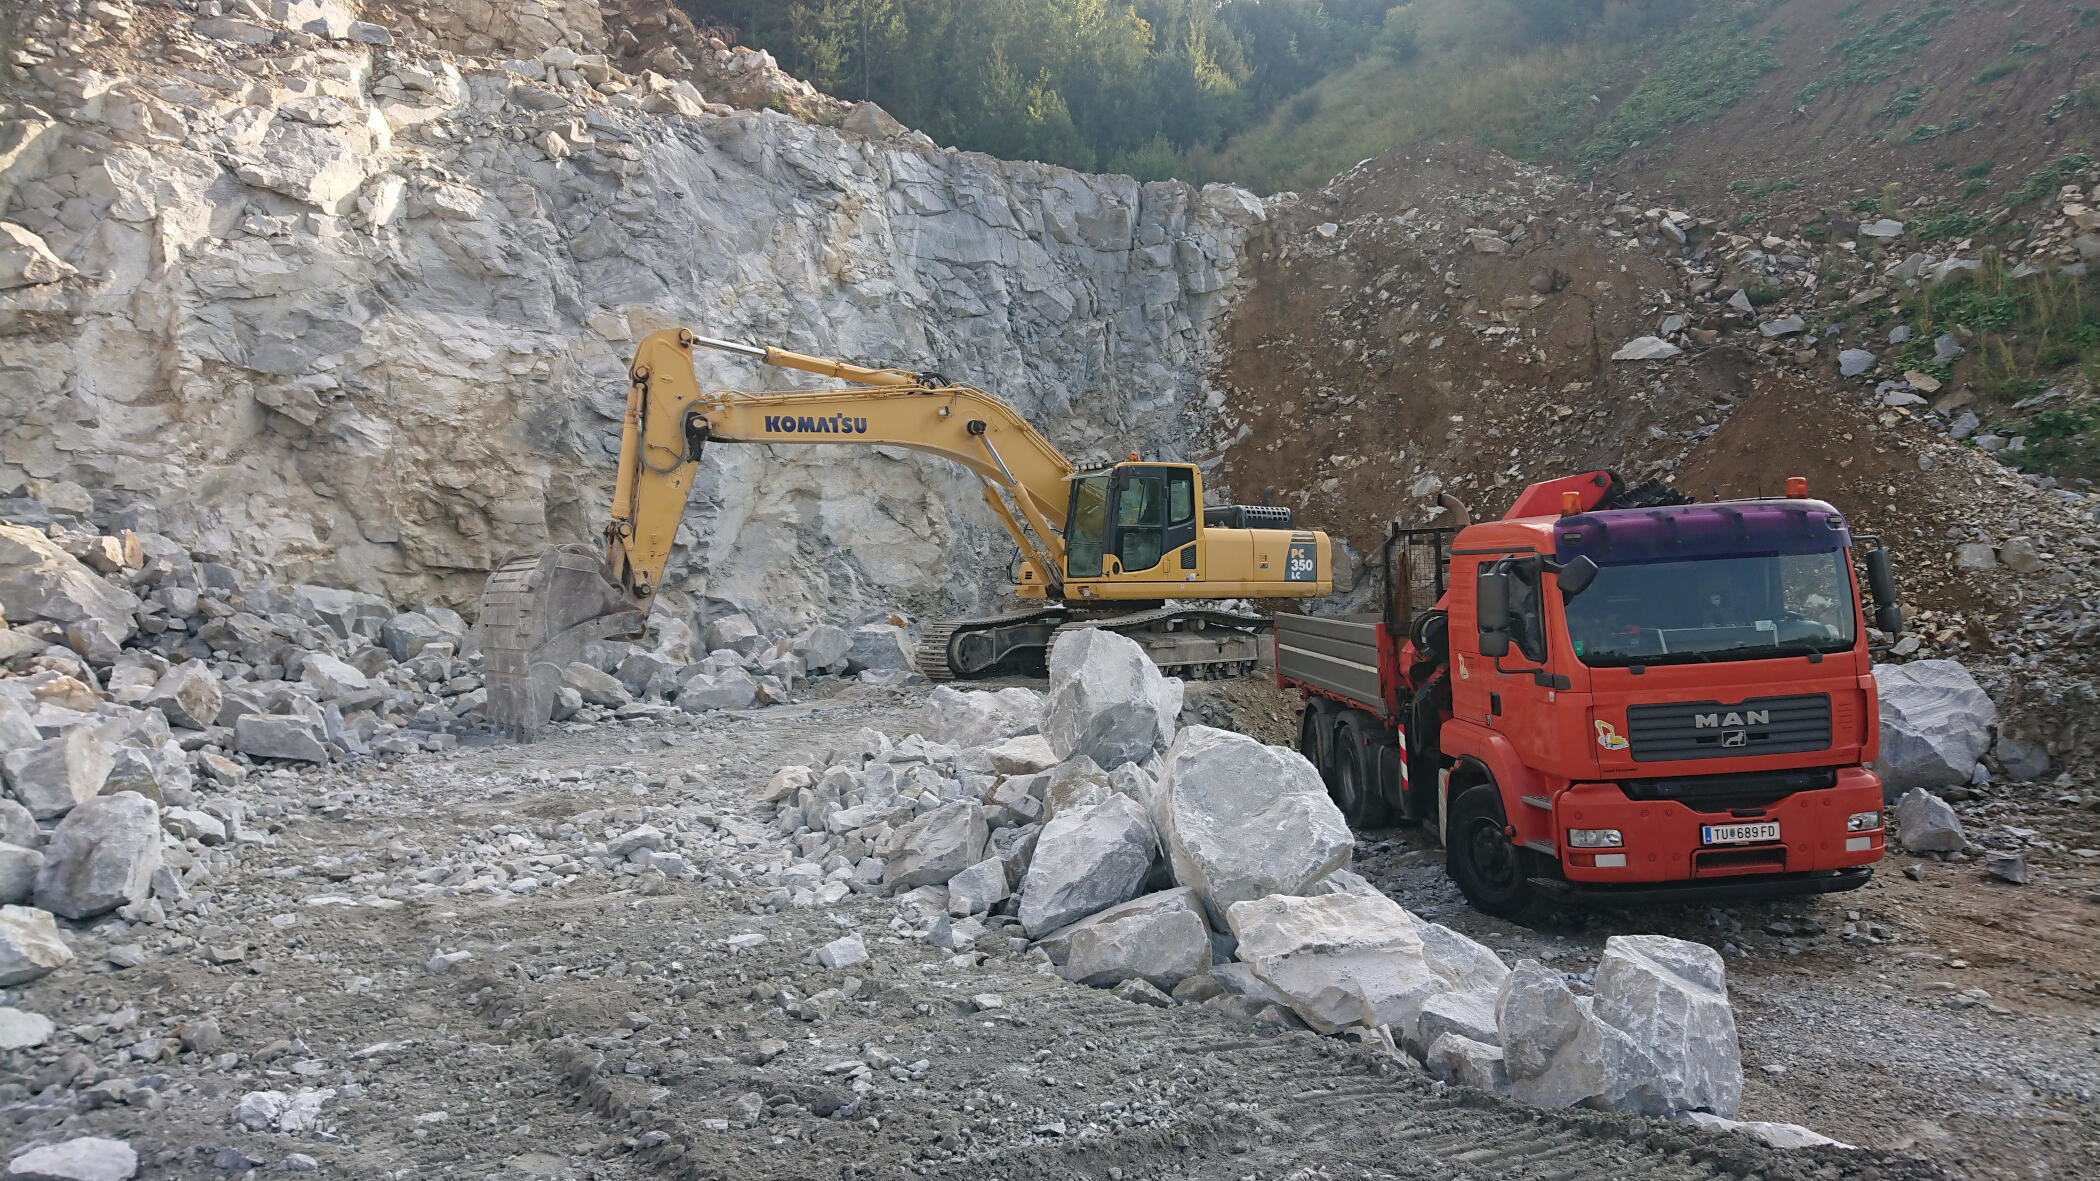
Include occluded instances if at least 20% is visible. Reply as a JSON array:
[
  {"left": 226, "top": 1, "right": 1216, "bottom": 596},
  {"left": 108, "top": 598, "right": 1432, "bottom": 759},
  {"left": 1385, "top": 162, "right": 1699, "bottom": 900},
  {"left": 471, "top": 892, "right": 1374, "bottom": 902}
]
[{"left": 479, "top": 329, "right": 1334, "bottom": 735}]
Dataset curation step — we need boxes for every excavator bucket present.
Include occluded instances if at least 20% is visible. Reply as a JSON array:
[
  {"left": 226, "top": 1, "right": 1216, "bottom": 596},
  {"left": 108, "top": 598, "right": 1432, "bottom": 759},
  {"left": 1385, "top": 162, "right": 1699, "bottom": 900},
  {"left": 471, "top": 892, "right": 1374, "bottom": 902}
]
[{"left": 478, "top": 544, "right": 645, "bottom": 739}]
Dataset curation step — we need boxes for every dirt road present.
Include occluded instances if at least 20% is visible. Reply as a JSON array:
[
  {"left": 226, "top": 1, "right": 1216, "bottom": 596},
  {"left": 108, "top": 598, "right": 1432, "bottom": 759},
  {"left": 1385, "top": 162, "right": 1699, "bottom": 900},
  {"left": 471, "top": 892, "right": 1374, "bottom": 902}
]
[{"left": 2, "top": 684, "right": 1981, "bottom": 1179}]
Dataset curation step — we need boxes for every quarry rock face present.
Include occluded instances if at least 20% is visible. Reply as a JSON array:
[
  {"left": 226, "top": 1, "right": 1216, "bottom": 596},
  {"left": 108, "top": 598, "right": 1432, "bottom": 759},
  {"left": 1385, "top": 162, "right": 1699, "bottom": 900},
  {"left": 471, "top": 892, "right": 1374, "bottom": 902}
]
[{"left": 0, "top": 15, "right": 1263, "bottom": 632}]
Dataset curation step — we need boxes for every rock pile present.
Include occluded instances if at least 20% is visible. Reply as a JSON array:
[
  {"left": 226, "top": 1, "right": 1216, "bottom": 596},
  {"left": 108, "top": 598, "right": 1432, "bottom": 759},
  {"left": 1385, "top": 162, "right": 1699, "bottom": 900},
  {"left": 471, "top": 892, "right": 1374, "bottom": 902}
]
[{"left": 758, "top": 627, "right": 1765, "bottom": 1126}]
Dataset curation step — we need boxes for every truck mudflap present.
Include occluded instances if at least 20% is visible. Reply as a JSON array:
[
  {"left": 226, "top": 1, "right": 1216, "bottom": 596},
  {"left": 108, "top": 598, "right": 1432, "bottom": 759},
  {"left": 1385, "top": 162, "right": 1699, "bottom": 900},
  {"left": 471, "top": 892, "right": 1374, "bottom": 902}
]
[{"left": 1531, "top": 866, "right": 1874, "bottom": 908}]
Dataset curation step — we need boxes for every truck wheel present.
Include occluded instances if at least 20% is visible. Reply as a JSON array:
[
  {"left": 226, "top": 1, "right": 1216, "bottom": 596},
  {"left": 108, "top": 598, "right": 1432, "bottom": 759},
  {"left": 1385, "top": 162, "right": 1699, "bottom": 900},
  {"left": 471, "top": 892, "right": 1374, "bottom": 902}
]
[
  {"left": 1298, "top": 702, "right": 1335, "bottom": 790},
  {"left": 1335, "top": 713, "right": 1393, "bottom": 829},
  {"left": 1447, "top": 784, "right": 1546, "bottom": 924}
]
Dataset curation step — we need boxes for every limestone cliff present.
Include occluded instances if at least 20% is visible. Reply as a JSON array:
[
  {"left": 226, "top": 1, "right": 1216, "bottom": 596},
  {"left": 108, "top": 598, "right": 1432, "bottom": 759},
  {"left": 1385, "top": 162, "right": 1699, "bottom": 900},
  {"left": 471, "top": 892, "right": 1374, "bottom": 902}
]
[{"left": 0, "top": 0, "right": 1267, "bottom": 632}]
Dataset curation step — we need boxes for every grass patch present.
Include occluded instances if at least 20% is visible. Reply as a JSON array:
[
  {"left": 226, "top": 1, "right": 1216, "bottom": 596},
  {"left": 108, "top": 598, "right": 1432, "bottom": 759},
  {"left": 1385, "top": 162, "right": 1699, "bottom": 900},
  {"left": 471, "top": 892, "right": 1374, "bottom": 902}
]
[
  {"left": 2004, "top": 153, "right": 2093, "bottom": 208},
  {"left": 1975, "top": 59, "right": 2021, "bottom": 85},
  {"left": 1916, "top": 206, "right": 1986, "bottom": 240},
  {"left": 1573, "top": 29, "right": 1781, "bottom": 168},
  {"left": 1797, "top": 1, "right": 1960, "bottom": 105},
  {"left": 1728, "top": 177, "right": 1799, "bottom": 198},
  {"left": 1961, "top": 176, "right": 1993, "bottom": 198},
  {"left": 1963, "top": 161, "right": 1996, "bottom": 178},
  {"left": 1880, "top": 85, "right": 1929, "bottom": 117},
  {"left": 1900, "top": 263, "right": 2100, "bottom": 480}
]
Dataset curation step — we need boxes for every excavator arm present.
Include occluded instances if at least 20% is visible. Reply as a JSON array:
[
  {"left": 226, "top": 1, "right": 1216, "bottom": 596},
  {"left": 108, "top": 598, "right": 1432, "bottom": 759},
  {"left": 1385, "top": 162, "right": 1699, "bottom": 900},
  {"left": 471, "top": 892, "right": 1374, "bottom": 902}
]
[
  {"left": 605, "top": 330, "right": 1075, "bottom": 612},
  {"left": 481, "top": 328, "right": 1080, "bottom": 735}
]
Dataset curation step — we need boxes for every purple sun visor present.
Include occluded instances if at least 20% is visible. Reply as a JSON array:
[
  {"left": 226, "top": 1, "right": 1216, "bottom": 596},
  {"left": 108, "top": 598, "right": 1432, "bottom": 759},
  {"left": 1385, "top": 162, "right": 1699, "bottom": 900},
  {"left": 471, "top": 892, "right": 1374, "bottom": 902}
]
[{"left": 1552, "top": 500, "right": 1852, "bottom": 566}]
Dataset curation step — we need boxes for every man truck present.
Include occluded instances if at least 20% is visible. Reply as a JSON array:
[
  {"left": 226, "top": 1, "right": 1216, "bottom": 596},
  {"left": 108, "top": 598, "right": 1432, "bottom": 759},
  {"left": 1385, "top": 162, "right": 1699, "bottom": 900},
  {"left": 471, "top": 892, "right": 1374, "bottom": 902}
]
[{"left": 1276, "top": 470, "right": 1903, "bottom": 921}]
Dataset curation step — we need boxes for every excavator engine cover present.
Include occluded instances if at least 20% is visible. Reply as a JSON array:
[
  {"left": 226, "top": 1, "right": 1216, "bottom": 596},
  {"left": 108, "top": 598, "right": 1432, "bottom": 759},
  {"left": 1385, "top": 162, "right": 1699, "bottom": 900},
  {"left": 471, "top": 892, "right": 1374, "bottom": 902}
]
[{"left": 480, "top": 544, "right": 645, "bottom": 738}]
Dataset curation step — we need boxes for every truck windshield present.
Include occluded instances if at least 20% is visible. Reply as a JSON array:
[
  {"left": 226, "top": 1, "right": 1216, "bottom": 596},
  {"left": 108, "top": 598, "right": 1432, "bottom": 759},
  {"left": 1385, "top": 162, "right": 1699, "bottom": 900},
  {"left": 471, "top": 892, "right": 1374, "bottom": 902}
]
[{"left": 1562, "top": 550, "right": 1856, "bottom": 667}]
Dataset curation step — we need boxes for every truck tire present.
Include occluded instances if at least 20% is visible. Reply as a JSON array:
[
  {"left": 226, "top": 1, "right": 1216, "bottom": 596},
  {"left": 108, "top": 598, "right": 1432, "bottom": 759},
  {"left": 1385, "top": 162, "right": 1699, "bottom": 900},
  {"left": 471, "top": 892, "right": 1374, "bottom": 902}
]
[
  {"left": 1298, "top": 700, "right": 1337, "bottom": 790},
  {"left": 1447, "top": 783, "right": 1549, "bottom": 925},
  {"left": 1334, "top": 712, "right": 1394, "bottom": 829}
]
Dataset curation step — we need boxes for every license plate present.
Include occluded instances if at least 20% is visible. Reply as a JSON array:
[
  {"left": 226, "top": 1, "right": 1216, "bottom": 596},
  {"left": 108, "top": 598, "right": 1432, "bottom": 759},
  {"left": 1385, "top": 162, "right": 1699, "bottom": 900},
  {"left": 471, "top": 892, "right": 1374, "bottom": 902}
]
[{"left": 1702, "top": 821, "right": 1780, "bottom": 845}]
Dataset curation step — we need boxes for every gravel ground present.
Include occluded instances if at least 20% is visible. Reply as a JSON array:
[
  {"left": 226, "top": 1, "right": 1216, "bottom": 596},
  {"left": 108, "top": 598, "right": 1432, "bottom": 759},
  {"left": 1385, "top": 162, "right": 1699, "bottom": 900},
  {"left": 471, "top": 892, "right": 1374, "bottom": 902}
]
[
  {"left": 1352, "top": 820, "right": 2100, "bottom": 1180},
  {"left": 2, "top": 680, "right": 1962, "bottom": 1180}
]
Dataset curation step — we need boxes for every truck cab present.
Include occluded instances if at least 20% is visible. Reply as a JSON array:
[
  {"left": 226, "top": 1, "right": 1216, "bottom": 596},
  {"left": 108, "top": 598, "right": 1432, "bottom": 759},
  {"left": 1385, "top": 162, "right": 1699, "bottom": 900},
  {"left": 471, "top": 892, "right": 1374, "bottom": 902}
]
[{"left": 1276, "top": 471, "right": 1903, "bottom": 921}]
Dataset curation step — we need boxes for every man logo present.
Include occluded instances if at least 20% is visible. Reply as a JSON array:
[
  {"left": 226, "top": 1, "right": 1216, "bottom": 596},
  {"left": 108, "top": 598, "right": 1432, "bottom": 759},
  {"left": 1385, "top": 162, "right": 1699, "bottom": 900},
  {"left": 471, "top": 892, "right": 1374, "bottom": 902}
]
[
  {"left": 1695, "top": 709, "right": 1769, "bottom": 729},
  {"left": 1722, "top": 730, "right": 1749, "bottom": 748}
]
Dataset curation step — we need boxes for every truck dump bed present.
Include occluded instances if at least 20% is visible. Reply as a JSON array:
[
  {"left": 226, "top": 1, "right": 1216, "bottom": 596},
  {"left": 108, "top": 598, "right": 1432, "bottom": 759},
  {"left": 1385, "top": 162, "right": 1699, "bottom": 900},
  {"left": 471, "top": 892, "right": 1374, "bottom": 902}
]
[{"left": 1274, "top": 612, "right": 1386, "bottom": 718}]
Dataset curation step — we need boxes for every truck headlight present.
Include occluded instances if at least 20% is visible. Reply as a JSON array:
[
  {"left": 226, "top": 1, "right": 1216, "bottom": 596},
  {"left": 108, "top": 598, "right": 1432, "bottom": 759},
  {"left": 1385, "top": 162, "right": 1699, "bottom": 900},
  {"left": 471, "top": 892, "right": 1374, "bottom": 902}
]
[
  {"left": 1847, "top": 810, "right": 1882, "bottom": 832},
  {"left": 1566, "top": 828, "right": 1623, "bottom": 848}
]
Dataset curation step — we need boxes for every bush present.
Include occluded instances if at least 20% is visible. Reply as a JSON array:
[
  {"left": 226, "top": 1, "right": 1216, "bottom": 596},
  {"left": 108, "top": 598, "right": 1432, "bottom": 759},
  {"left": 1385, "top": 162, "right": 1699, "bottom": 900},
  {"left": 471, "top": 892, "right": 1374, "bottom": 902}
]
[{"left": 1975, "top": 60, "right": 2021, "bottom": 85}]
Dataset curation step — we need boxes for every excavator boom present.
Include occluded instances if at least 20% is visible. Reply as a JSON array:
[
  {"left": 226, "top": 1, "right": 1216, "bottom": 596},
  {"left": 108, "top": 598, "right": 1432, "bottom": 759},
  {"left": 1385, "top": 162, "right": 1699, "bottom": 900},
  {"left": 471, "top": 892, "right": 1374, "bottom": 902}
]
[{"left": 480, "top": 328, "right": 1332, "bottom": 737}]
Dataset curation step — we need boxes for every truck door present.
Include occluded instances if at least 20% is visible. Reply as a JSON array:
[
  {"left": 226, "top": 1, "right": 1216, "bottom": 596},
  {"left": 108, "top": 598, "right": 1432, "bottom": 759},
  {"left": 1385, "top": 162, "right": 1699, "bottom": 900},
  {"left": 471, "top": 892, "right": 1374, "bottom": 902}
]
[{"left": 1489, "top": 559, "right": 1564, "bottom": 766}]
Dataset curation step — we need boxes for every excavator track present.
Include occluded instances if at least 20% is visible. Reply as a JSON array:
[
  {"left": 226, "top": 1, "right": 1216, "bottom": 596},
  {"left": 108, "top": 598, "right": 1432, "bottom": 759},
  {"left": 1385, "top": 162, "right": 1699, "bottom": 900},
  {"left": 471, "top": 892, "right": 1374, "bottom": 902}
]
[
  {"left": 915, "top": 606, "right": 1067, "bottom": 681},
  {"left": 1055, "top": 605, "right": 1269, "bottom": 680}
]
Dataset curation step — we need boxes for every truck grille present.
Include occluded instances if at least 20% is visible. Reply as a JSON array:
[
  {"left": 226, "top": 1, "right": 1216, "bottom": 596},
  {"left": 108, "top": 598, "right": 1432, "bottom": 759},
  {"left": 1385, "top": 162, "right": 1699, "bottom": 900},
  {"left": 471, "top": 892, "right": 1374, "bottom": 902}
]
[
  {"left": 1619, "top": 766, "right": 1838, "bottom": 811},
  {"left": 1625, "top": 693, "right": 1830, "bottom": 763}
]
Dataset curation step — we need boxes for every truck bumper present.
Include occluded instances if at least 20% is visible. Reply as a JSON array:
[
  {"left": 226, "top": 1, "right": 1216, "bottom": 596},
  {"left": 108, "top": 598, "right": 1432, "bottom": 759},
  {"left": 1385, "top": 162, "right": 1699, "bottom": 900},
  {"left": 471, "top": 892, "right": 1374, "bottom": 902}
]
[
  {"left": 1533, "top": 866, "right": 1874, "bottom": 908},
  {"left": 1550, "top": 766, "right": 1887, "bottom": 887}
]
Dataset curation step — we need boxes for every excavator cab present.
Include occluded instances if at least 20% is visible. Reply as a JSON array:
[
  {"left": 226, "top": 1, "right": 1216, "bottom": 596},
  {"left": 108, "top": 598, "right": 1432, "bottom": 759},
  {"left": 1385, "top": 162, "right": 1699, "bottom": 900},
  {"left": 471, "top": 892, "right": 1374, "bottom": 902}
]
[{"left": 1063, "top": 463, "right": 1200, "bottom": 581}]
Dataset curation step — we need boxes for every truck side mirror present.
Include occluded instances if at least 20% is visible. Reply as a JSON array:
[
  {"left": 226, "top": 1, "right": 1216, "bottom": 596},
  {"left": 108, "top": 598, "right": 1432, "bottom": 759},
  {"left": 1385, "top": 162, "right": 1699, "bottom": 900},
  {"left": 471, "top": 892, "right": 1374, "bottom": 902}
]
[
  {"left": 1476, "top": 569, "right": 1512, "bottom": 658},
  {"left": 1556, "top": 555, "right": 1598, "bottom": 599},
  {"left": 1864, "top": 548, "right": 1903, "bottom": 636}
]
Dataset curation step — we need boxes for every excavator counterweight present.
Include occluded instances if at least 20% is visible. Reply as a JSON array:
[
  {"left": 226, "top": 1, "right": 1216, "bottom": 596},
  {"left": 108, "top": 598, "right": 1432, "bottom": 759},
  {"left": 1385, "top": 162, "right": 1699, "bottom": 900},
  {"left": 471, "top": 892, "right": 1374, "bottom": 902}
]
[{"left": 480, "top": 329, "right": 1335, "bottom": 737}]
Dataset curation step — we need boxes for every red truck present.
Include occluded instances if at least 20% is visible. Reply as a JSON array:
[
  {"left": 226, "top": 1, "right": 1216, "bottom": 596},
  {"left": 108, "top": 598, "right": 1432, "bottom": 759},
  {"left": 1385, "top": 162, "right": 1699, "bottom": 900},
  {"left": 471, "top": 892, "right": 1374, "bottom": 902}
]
[{"left": 1276, "top": 470, "right": 1903, "bottom": 921}]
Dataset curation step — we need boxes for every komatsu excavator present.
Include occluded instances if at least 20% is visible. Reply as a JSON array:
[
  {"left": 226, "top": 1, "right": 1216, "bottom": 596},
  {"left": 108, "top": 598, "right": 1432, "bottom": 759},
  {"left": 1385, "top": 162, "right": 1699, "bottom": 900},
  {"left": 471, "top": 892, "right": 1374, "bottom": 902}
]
[{"left": 479, "top": 329, "right": 1335, "bottom": 735}]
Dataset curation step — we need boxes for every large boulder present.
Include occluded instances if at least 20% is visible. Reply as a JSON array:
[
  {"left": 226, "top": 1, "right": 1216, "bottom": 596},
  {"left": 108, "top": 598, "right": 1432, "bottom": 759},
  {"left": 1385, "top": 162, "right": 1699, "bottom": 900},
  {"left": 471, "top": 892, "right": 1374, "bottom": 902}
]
[
  {"left": 1426, "top": 1033, "right": 1511, "bottom": 1092},
  {"left": 381, "top": 611, "right": 451, "bottom": 661},
  {"left": 146, "top": 662, "right": 221, "bottom": 730},
  {"left": 3, "top": 729, "right": 114, "bottom": 819},
  {"left": 1497, "top": 959, "right": 1663, "bottom": 1114},
  {"left": 0, "top": 904, "right": 72, "bottom": 985},
  {"left": 1042, "top": 628, "right": 1181, "bottom": 768},
  {"left": 703, "top": 613, "right": 764, "bottom": 657},
  {"left": 1592, "top": 935, "right": 1741, "bottom": 1117},
  {"left": 102, "top": 742, "right": 192, "bottom": 804},
  {"left": 1017, "top": 794, "right": 1157, "bottom": 937},
  {"left": 0, "top": 799, "right": 36, "bottom": 848},
  {"left": 299, "top": 652, "right": 370, "bottom": 699},
  {"left": 2, "top": 1137, "right": 138, "bottom": 1181},
  {"left": 0, "top": 843, "right": 41, "bottom": 904},
  {"left": 924, "top": 685, "right": 1041, "bottom": 748},
  {"left": 0, "top": 524, "right": 140, "bottom": 646},
  {"left": 290, "top": 584, "right": 392, "bottom": 639},
  {"left": 1873, "top": 660, "right": 1996, "bottom": 797},
  {"left": 1225, "top": 891, "right": 1441, "bottom": 1035},
  {"left": 1064, "top": 893, "right": 1211, "bottom": 990},
  {"left": 233, "top": 714, "right": 329, "bottom": 763},
  {"left": 677, "top": 668, "right": 759, "bottom": 712},
  {"left": 1414, "top": 987, "right": 1502, "bottom": 1053},
  {"left": 792, "top": 624, "right": 851, "bottom": 672},
  {"left": 561, "top": 662, "right": 631, "bottom": 708},
  {"left": 0, "top": 697, "right": 39, "bottom": 753},
  {"left": 845, "top": 623, "right": 913, "bottom": 673},
  {"left": 35, "top": 791, "right": 162, "bottom": 920},
  {"left": 1419, "top": 921, "right": 1511, "bottom": 994},
  {"left": 1894, "top": 787, "right": 1967, "bottom": 852},
  {"left": 1156, "top": 726, "right": 1353, "bottom": 926},
  {"left": 882, "top": 803, "right": 988, "bottom": 892}
]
